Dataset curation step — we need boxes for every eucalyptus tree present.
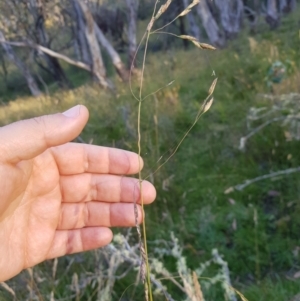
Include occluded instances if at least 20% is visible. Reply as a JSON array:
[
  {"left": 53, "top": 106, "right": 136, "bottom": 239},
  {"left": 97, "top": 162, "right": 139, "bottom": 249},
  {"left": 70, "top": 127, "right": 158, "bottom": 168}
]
[
  {"left": 0, "top": 30, "right": 41, "bottom": 96},
  {"left": 125, "top": 0, "right": 139, "bottom": 69},
  {"left": 73, "top": 0, "right": 110, "bottom": 88},
  {"left": 28, "top": 0, "right": 70, "bottom": 87},
  {"left": 182, "top": 0, "right": 201, "bottom": 41},
  {"left": 265, "top": 0, "right": 280, "bottom": 29},
  {"left": 215, "top": 0, "right": 244, "bottom": 39},
  {"left": 196, "top": 0, "right": 225, "bottom": 47},
  {"left": 0, "top": 2, "right": 42, "bottom": 96}
]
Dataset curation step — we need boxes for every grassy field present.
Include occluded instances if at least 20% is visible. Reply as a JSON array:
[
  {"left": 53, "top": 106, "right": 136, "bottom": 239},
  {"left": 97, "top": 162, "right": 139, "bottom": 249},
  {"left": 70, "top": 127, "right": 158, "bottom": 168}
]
[{"left": 0, "top": 9, "right": 300, "bottom": 301}]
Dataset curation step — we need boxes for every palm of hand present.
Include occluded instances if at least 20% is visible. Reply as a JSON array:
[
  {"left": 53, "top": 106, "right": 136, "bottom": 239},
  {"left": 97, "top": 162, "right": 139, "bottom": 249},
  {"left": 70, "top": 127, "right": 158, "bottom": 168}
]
[
  {"left": 1, "top": 148, "right": 63, "bottom": 279},
  {"left": 0, "top": 143, "right": 154, "bottom": 281},
  {"left": 0, "top": 106, "right": 156, "bottom": 282}
]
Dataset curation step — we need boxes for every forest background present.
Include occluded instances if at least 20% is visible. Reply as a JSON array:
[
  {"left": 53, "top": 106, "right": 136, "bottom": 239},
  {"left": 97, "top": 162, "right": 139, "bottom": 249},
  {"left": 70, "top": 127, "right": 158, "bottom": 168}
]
[{"left": 0, "top": 0, "right": 300, "bottom": 300}]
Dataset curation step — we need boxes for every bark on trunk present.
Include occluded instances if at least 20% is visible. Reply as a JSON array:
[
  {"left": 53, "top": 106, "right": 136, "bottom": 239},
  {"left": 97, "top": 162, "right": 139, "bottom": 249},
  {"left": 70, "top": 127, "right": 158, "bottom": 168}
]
[
  {"left": 72, "top": 1, "right": 91, "bottom": 65},
  {"left": 280, "top": 0, "right": 297, "bottom": 13},
  {"left": 215, "top": 0, "right": 244, "bottom": 39},
  {"left": 0, "top": 31, "right": 41, "bottom": 96},
  {"left": 285, "top": 0, "right": 297, "bottom": 13},
  {"left": 94, "top": 23, "right": 129, "bottom": 81},
  {"left": 28, "top": 0, "right": 70, "bottom": 88},
  {"left": 0, "top": 48, "right": 8, "bottom": 88},
  {"left": 125, "top": 0, "right": 138, "bottom": 69},
  {"left": 182, "top": 0, "right": 201, "bottom": 41},
  {"left": 288, "top": 0, "right": 297, "bottom": 11},
  {"left": 177, "top": 0, "right": 189, "bottom": 49},
  {"left": 74, "top": 0, "right": 110, "bottom": 88},
  {"left": 196, "top": 0, "right": 225, "bottom": 47},
  {"left": 244, "top": 0, "right": 260, "bottom": 32},
  {"left": 279, "top": 0, "right": 288, "bottom": 12},
  {"left": 265, "top": 0, "right": 280, "bottom": 29}
]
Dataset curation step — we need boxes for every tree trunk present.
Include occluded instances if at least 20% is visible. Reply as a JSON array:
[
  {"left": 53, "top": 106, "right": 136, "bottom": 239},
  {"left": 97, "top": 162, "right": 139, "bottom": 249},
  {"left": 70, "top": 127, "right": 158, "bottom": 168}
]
[
  {"left": 0, "top": 31, "right": 41, "bottom": 97},
  {"left": 265, "top": 0, "right": 280, "bottom": 29},
  {"left": 125, "top": 0, "right": 138, "bottom": 69},
  {"left": 74, "top": 0, "right": 110, "bottom": 88},
  {"left": 182, "top": 0, "right": 201, "bottom": 41},
  {"left": 0, "top": 48, "right": 8, "bottom": 88},
  {"left": 94, "top": 23, "right": 129, "bottom": 81},
  {"left": 215, "top": 0, "right": 244, "bottom": 39},
  {"left": 28, "top": 0, "right": 70, "bottom": 88},
  {"left": 279, "top": 0, "right": 289, "bottom": 12},
  {"left": 196, "top": 0, "right": 225, "bottom": 47},
  {"left": 176, "top": 0, "right": 189, "bottom": 49},
  {"left": 288, "top": 0, "right": 297, "bottom": 11},
  {"left": 280, "top": 0, "right": 297, "bottom": 13},
  {"left": 244, "top": 0, "right": 260, "bottom": 32},
  {"left": 72, "top": 1, "right": 91, "bottom": 65}
]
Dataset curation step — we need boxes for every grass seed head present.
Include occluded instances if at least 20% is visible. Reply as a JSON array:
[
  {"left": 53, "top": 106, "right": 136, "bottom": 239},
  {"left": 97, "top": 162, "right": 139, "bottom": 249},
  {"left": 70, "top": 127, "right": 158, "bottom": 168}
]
[
  {"left": 192, "top": 41, "right": 217, "bottom": 50},
  {"left": 179, "top": 0, "right": 200, "bottom": 16},
  {"left": 204, "top": 97, "right": 214, "bottom": 113},
  {"left": 179, "top": 8, "right": 192, "bottom": 17},
  {"left": 147, "top": 17, "right": 155, "bottom": 31},
  {"left": 208, "top": 78, "right": 218, "bottom": 95},
  {"left": 199, "top": 43, "right": 217, "bottom": 50},
  {"left": 179, "top": 35, "right": 198, "bottom": 42},
  {"left": 154, "top": 0, "right": 172, "bottom": 20}
]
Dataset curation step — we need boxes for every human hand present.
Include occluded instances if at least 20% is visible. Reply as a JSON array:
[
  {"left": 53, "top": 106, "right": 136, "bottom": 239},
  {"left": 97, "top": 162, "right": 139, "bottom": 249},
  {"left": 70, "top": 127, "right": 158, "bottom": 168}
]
[{"left": 0, "top": 105, "right": 156, "bottom": 282}]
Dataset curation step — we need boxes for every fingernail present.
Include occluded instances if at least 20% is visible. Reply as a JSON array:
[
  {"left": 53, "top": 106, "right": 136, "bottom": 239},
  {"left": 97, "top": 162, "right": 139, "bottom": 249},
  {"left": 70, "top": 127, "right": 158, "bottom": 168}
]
[{"left": 62, "top": 105, "right": 81, "bottom": 118}]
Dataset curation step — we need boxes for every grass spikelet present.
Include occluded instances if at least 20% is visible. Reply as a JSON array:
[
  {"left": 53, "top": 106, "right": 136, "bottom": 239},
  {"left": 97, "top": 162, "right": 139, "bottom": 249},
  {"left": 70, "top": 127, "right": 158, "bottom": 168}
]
[
  {"left": 192, "top": 272, "right": 204, "bottom": 301},
  {"left": 199, "top": 43, "right": 217, "bottom": 50},
  {"left": 208, "top": 78, "right": 218, "bottom": 95},
  {"left": 179, "top": 0, "right": 200, "bottom": 16},
  {"left": 179, "top": 35, "right": 198, "bottom": 42},
  {"left": 178, "top": 9, "right": 192, "bottom": 17},
  {"left": 203, "top": 97, "right": 214, "bottom": 113},
  {"left": 192, "top": 40, "right": 217, "bottom": 50},
  {"left": 147, "top": 17, "right": 155, "bottom": 32},
  {"left": 154, "top": 0, "right": 172, "bottom": 20}
]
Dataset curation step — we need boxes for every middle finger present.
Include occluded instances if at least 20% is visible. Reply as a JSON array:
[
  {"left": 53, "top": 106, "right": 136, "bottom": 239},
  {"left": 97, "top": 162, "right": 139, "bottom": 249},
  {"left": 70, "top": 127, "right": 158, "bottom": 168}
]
[
  {"left": 57, "top": 201, "right": 143, "bottom": 230},
  {"left": 60, "top": 174, "right": 156, "bottom": 204}
]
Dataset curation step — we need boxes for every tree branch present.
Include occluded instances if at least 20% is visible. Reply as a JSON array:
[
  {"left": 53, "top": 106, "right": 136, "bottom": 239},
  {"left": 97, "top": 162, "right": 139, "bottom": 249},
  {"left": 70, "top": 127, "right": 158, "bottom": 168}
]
[
  {"left": 239, "top": 116, "right": 300, "bottom": 151},
  {"left": 0, "top": 39, "right": 92, "bottom": 73},
  {"left": 234, "top": 166, "right": 300, "bottom": 191}
]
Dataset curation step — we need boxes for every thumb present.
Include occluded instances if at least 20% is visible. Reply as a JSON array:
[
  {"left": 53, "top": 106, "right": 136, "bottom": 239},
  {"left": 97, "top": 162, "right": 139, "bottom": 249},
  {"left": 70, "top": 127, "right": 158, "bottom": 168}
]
[{"left": 0, "top": 105, "right": 89, "bottom": 163}]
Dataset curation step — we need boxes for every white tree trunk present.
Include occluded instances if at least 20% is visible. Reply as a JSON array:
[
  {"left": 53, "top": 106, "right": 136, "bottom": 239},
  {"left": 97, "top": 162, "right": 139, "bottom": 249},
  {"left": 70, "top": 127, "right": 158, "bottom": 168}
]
[
  {"left": 280, "top": 0, "right": 297, "bottom": 13},
  {"left": 74, "top": 0, "right": 110, "bottom": 88},
  {"left": 0, "top": 31, "right": 41, "bottom": 97},
  {"left": 182, "top": 0, "right": 201, "bottom": 41},
  {"left": 288, "top": 0, "right": 297, "bottom": 11},
  {"left": 265, "top": 0, "right": 280, "bottom": 29},
  {"left": 94, "top": 23, "right": 129, "bottom": 81},
  {"left": 73, "top": 3, "right": 92, "bottom": 65},
  {"left": 215, "top": 0, "right": 244, "bottom": 39},
  {"left": 279, "top": 0, "right": 288, "bottom": 12},
  {"left": 28, "top": 0, "right": 70, "bottom": 87},
  {"left": 196, "top": 0, "right": 225, "bottom": 47},
  {"left": 125, "top": 0, "right": 138, "bottom": 69}
]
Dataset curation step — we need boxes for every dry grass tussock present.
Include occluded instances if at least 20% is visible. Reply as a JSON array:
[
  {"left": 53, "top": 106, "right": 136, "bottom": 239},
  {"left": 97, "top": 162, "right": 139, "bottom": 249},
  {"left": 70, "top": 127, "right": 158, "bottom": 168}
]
[{"left": 0, "top": 85, "right": 112, "bottom": 126}]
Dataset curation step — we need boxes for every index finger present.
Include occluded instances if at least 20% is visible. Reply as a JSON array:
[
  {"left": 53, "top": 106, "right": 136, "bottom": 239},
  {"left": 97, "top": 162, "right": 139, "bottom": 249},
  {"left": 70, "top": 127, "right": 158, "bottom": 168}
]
[{"left": 51, "top": 143, "right": 144, "bottom": 175}]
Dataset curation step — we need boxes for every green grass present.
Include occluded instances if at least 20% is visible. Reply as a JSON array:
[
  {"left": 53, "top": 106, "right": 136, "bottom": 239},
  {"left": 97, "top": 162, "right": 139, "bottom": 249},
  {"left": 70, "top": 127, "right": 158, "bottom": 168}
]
[{"left": 1, "top": 8, "right": 300, "bottom": 301}]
